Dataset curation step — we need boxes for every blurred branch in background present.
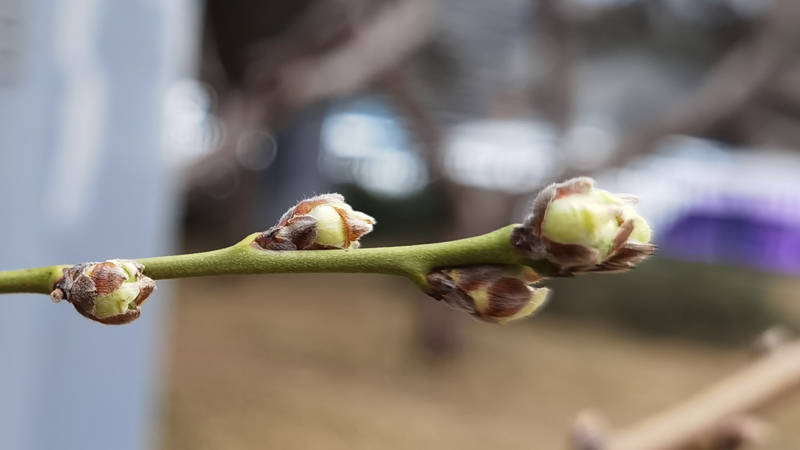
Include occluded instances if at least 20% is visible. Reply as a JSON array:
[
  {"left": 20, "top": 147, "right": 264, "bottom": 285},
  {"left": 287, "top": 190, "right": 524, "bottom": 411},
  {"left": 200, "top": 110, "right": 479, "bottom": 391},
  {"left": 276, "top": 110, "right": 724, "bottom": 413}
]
[
  {"left": 379, "top": 67, "right": 444, "bottom": 178},
  {"left": 571, "top": 330, "right": 800, "bottom": 450},
  {"left": 529, "top": 0, "right": 576, "bottom": 134},
  {"left": 600, "top": 0, "right": 800, "bottom": 175},
  {"left": 244, "top": 0, "right": 437, "bottom": 124}
]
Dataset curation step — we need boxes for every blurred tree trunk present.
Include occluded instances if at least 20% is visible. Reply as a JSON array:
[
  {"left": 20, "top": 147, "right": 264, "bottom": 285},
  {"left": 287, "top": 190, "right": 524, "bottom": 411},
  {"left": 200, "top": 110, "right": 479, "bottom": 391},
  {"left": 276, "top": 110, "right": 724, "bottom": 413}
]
[{"left": 530, "top": 0, "right": 576, "bottom": 133}]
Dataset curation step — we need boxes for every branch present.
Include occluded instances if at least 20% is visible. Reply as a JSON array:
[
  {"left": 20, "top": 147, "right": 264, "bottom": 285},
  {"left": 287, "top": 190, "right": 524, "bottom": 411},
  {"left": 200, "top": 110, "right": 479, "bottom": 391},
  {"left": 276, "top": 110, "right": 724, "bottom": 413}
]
[
  {"left": 572, "top": 340, "right": 800, "bottom": 450},
  {"left": 0, "top": 225, "right": 538, "bottom": 293},
  {"left": 0, "top": 178, "right": 654, "bottom": 325},
  {"left": 594, "top": 0, "right": 800, "bottom": 174},
  {"left": 246, "top": 0, "right": 438, "bottom": 124}
]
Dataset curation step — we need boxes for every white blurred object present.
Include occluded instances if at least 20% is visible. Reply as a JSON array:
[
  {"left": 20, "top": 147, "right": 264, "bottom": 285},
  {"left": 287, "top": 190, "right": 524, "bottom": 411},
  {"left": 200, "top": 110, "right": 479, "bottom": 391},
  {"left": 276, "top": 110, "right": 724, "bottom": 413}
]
[
  {"left": 321, "top": 106, "right": 429, "bottom": 198},
  {"left": 562, "top": 124, "right": 617, "bottom": 171},
  {"left": 593, "top": 135, "right": 800, "bottom": 235},
  {"left": 664, "top": 0, "right": 773, "bottom": 20},
  {"left": 235, "top": 129, "right": 278, "bottom": 171},
  {"left": 45, "top": 0, "right": 107, "bottom": 228},
  {"left": 163, "top": 79, "right": 223, "bottom": 168},
  {"left": 0, "top": 1, "right": 199, "bottom": 449},
  {"left": 568, "top": 0, "right": 772, "bottom": 19},
  {"left": 443, "top": 120, "right": 557, "bottom": 193}
]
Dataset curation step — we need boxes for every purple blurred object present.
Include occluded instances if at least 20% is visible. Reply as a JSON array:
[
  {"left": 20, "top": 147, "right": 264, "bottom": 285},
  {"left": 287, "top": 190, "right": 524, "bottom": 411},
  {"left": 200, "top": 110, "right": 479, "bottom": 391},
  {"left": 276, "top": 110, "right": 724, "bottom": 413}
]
[{"left": 661, "top": 195, "right": 800, "bottom": 274}]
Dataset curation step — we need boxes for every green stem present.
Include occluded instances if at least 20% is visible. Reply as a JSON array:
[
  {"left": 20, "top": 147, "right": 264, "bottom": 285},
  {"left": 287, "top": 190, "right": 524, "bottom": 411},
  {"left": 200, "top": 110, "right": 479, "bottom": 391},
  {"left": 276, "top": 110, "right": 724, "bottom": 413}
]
[
  {"left": 0, "top": 266, "right": 66, "bottom": 295},
  {"left": 0, "top": 224, "right": 554, "bottom": 296}
]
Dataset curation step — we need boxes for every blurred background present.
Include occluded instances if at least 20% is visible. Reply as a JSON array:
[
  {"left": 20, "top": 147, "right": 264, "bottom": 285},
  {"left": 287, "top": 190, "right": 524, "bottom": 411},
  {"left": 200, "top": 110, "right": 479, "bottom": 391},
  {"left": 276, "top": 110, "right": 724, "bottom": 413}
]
[{"left": 2, "top": 0, "right": 800, "bottom": 448}]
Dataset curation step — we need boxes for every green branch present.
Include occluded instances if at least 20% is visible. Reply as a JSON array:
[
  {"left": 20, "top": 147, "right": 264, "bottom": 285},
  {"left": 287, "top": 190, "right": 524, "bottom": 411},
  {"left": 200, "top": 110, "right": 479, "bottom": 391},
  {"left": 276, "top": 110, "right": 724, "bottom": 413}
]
[
  {"left": 0, "top": 265, "right": 66, "bottom": 295},
  {"left": 141, "top": 225, "right": 557, "bottom": 285},
  {"left": 0, "top": 225, "right": 555, "bottom": 296},
  {"left": 0, "top": 178, "right": 655, "bottom": 325}
]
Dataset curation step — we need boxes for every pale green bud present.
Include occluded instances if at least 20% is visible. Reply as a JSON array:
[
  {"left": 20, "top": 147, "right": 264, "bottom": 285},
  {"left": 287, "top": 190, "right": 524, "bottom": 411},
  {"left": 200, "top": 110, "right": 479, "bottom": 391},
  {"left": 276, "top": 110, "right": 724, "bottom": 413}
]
[
  {"left": 513, "top": 177, "right": 655, "bottom": 274},
  {"left": 308, "top": 204, "right": 348, "bottom": 248},
  {"left": 256, "top": 193, "right": 376, "bottom": 250},
  {"left": 541, "top": 188, "right": 652, "bottom": 259}
]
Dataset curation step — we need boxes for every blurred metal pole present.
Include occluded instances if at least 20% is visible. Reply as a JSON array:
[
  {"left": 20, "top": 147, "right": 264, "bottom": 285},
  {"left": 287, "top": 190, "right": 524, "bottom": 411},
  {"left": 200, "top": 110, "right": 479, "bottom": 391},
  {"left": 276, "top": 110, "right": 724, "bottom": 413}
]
[{"left": 0, "top": 1, "right": 198, "bottom": 449}]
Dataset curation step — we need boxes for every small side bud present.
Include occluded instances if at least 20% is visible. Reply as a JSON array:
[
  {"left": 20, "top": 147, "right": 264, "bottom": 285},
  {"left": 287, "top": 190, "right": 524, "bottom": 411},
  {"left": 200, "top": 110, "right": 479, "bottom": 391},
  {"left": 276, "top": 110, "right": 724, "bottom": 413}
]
[
  {"left": 50, "top": 259, "right": 156, "bottom": 325},
  {"left": 513, "top": 177, "right": 655, "bottom": 274},
  {"left": 255, "top": 193, "right": 376, "bottom": 250},
  {"left": 426, "top": 265, "right": 550, "bottom": 324}
]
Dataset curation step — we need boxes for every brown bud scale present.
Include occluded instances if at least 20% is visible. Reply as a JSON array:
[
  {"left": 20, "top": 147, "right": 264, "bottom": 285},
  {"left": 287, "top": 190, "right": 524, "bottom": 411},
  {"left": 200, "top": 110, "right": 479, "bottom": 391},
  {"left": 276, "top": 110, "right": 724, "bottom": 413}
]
[
  {"left": 255, "top": 193, "right": 375, "bottom": 251},
  {"left": 426, "top": 265, "right": 549, "bottom": 324},
  {"left": 50, "top": 260, "right": 156, "bottom": 325}
]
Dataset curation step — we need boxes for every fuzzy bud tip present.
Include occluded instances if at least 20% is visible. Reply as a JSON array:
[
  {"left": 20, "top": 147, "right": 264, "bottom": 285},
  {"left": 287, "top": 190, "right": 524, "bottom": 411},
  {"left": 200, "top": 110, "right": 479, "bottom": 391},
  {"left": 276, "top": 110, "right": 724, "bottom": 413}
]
[
  {"left": 513, "top": 177, "right": 655, "bottom": 274},
  {"left": 255, "top": 193, "right": 376, "bottom": 251}
]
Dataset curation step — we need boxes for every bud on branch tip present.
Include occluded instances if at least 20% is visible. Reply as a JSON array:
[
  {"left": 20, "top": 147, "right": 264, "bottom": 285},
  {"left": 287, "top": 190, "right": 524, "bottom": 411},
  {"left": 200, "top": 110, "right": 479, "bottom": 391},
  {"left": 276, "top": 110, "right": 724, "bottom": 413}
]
[
  {"left": 512, "top": 177, "right": 655, "bottom": 275},
  {"left": 426, "top": 177, "right": 655, "bottom": 324},
  {"left": 50, "top": 259, "right": 156, "bottom": 325},
  {"left": 255, "top": 193, "right": 376, "bottom": 250}
]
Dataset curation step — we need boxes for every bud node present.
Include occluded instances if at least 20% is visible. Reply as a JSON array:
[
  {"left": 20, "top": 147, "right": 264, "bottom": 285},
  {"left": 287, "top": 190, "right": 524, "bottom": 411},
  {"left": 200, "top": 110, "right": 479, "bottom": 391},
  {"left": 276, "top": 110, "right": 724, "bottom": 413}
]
[
  {"left": 255, "top": 193, "right": 375, "bottom": 251},
  {"left": 50, "top": 259, "right": 156, "bottom": 325},
  {"left": 426, "top": 265, "right": 549, "bottom": 324}
]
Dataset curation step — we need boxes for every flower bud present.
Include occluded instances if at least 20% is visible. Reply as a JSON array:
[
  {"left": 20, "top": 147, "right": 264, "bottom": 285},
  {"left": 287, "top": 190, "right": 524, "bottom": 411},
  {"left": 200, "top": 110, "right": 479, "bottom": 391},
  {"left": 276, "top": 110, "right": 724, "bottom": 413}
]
[
  {"left": 50, "top": 259, "right": 156, "bottom": 325},
  {"left": 426, "top": 265, "right": 550, "bottom": 324},
  {"left": 255, "top": 193, "right": 376, "bottom": 250},
  {"left": 513, "top": 177, "right": 655, "bottom": 274}
]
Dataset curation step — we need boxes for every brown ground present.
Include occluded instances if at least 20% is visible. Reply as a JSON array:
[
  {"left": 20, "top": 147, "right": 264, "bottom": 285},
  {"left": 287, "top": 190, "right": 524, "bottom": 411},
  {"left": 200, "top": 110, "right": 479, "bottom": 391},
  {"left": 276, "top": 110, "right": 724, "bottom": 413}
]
[{"left": 159, "top": 274, "right": 800, "bottom": 450}]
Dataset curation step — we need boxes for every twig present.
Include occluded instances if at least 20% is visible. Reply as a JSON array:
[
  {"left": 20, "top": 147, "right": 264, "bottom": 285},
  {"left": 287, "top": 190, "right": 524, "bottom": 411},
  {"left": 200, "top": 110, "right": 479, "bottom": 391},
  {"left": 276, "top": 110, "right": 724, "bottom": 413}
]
[
  {"left": 247, "top": 0, "right": 438, "bottom": 125},
  {"left": 0, "top": 225, "right": 551, "bottom": 295},
  {"left": 572, "top": 340, "right": 800, "bottom": 450},
  {"left": 0, "top": 179, "right": 655, "bottom": 328},
  {"left": 593, "top": 0, "right": 800, "bottom": 174}
]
